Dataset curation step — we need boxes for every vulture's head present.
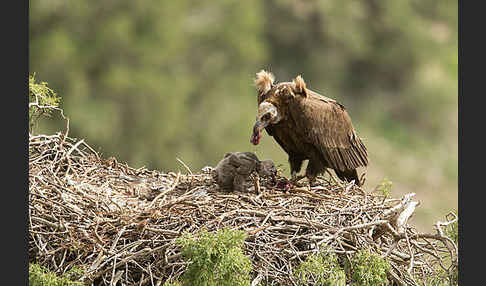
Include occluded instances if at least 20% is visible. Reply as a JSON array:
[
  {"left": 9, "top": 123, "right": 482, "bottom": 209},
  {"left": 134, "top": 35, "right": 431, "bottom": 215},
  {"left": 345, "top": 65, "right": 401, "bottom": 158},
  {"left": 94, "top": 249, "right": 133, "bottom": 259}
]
[
  {"left": 257, "top": 159, "right": 277, "bottom": 177},
  {"left": 250, "top": 70, "right": 308, "bottom": 145}
]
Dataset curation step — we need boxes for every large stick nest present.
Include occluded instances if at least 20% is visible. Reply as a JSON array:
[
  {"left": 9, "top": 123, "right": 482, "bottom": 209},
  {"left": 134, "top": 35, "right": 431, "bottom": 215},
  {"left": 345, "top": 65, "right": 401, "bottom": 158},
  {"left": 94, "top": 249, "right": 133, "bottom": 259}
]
[{"left": 29, "top": 130, "right": 457, "bottom": 285}]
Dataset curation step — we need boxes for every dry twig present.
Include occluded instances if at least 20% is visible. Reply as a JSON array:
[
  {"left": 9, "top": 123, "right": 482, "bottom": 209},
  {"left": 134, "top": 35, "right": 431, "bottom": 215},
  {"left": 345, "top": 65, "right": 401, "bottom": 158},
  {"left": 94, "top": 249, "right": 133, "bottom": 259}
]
[{"left": 29, "top": 131, "right": 458, "bottom": 285}]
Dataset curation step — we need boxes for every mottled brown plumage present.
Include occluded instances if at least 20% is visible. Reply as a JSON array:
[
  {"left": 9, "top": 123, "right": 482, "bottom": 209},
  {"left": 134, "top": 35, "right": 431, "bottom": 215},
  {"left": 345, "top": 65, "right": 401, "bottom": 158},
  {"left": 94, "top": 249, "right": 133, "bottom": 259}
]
[
  {"left": 213, "top": 152, "right": 276, "bottom": 192},
  {"left": 250, "top": 70, "right": 368, "bottom": 186}
]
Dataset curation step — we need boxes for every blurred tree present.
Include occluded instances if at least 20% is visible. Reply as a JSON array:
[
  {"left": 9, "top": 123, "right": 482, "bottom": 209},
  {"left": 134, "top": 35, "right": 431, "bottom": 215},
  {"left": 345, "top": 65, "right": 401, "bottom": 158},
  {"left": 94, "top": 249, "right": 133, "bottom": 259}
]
[
  {"left": 30, "top": 0, "right": 266, "bottom": 170},
  {"left": 262, "top": 0, "right": 457, "bottom": 118}
]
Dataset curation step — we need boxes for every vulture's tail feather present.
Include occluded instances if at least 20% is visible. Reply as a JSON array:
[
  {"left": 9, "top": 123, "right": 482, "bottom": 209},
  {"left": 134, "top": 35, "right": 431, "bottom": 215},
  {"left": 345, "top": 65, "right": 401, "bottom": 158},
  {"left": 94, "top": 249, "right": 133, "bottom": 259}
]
[{"left": 335, "top": 169, "right": 361, "bottom": 186}]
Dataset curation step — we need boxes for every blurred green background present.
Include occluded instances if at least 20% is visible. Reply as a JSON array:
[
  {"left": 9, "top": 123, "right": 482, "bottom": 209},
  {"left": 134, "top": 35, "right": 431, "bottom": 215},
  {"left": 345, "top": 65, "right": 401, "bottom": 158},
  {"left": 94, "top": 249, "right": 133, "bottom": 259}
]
[{"left": 29, "top": 0, "right": 457, "bottom": 232}]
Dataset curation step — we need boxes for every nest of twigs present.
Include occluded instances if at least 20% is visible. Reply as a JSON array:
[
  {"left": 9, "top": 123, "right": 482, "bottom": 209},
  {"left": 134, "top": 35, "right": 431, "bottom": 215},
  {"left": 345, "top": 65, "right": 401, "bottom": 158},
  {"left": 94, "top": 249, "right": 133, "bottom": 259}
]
[{"left": 29, "top": 129, "right": 458, "bottom": 285}]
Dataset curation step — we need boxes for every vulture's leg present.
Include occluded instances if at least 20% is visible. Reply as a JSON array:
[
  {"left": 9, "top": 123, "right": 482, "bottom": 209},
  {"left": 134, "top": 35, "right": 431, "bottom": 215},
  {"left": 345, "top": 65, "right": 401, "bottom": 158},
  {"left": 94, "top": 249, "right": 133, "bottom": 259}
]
[
  {"left": 288, "top": 154, "right": 305, "bottom": 183},
  {"left": 305, "top": 160, "right": 320, "bottom": 186},
  {"left": 335, "top": 169, "right": 361, "bottom": 186}
]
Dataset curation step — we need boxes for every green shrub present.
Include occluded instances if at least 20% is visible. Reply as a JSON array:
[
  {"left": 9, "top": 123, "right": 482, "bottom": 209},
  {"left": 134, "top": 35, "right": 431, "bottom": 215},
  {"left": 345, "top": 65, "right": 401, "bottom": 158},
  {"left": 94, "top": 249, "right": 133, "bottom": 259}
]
[
  {"left": 374, "top": 178, "right": 393, "bottom": 198},
  {"left": 293, "top": 251, "right": 346, "bottom": 286},
  {"left": 29, "top": 263, "right": 83, "bottom": 286},
  {"left": 445, "top": 211, "right": 458, "bottom": 245},
  {"left": 163, "top": 280, "right": 182, "bottom": 286},
  {"left": 176, "top": 227, "right": 252, "bottom": 286},
  {"left": 424, "top": 211, "right": 458, "bottom": 286},
  {"left": 421, "top": 267, "right": 457, "bottom": 286},
  {"left": 348, "top": 249, "right": 390, "bottom": 286},
  {"left": 29, "top": 74, "right": 61, "bottom": 133},
  {"left": 446, "top": 213, "right": 459, "bottom": 285}
]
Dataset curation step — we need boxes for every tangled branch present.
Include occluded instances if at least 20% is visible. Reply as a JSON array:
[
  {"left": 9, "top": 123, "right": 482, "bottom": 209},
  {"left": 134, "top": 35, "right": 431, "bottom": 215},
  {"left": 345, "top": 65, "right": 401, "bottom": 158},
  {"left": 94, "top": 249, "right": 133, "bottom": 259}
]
[{"left": 29, "top": 130, "right": 457, "bottom": 285}]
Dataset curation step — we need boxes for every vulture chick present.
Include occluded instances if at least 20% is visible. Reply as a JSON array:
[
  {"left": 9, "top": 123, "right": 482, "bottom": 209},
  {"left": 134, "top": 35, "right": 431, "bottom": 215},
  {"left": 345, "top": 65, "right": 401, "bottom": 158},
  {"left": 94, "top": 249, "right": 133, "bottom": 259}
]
[
  {"left": 213, "top": 152, "right": 276, "bottom": 192},
  {"left": 250, "top": 70, "right": 368, "bottom": 186}
]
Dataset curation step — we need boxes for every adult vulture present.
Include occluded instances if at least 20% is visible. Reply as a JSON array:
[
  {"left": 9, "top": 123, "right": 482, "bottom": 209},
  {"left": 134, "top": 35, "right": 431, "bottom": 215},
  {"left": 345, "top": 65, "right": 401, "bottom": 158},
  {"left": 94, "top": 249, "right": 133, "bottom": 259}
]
[{"left": 250, "top": 70, "right": 368, "bottom": 186}]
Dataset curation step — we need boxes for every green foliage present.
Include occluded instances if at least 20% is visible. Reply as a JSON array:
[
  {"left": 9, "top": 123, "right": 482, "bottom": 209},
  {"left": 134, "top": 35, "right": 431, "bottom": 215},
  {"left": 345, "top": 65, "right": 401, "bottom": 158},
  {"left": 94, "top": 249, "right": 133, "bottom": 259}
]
[
  {"left": 29, "top": 1, "right": 457, "bottom": 170},
  {"left": 374, "top": 178, "right": 393, "bottom": 198},
  {"left": 29, "top": 263, "right": 83, "bottom": 286},
  {"left": 347, "top": 249, "right": 390, "bottom": 286},
  {"left": 163, "top": 280, "right": 182, "bottom": 286},
  {"left": 421, "top": 267, "right": 458, "bottom": 286},
  {"left": 417, "top": 212, "right": 458, "bottom": 286},
  {"left": 445, "top": 212, "right": 458, "bottom": 245},
  {"left": 443, "top": 211, "right": 458, "bottom": 285},
  {"left": 176, "top": 227, "right": 252, "bottom": 286},
  {"left": 29, "top": 74, "right": 61, "bottom": 133},
  {"left": 293, "top": 251, "right": 345, "bottom": 286},
  {"left": 29, "top": 0, "right": 265, "bottom": 169}
]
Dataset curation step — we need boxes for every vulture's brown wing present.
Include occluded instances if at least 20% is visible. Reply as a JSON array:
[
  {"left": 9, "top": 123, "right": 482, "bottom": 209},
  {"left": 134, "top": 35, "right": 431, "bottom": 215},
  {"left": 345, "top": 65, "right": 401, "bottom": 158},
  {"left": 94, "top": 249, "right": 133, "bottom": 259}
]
[{"left": 288, "top": 90, "right": 368, "bottom": 171}]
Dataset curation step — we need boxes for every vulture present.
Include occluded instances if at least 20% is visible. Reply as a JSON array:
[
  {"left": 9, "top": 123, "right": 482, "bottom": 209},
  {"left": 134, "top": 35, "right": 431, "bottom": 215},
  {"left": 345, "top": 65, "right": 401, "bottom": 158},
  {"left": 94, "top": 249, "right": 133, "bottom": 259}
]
[{"left": 250, "top": 70, "right": 368, "bottom": 186}]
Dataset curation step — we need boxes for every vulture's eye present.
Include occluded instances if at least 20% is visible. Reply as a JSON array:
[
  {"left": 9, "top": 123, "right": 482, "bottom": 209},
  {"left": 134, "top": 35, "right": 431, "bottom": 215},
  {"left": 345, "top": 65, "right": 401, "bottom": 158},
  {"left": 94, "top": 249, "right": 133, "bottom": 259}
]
[{"left": 262, "top": 113, "right": 271, "bottom": 121}]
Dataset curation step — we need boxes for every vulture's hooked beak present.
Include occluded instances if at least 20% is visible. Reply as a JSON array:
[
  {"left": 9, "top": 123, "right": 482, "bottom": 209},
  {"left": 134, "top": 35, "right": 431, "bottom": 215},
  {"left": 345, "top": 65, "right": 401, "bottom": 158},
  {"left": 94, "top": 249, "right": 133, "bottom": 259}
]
[
  {"left": 251, "top": 102, "right": 279, "bottom": 145},
  {"left": 250, "top": 120, "right": 268, "bottom": 145}
]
